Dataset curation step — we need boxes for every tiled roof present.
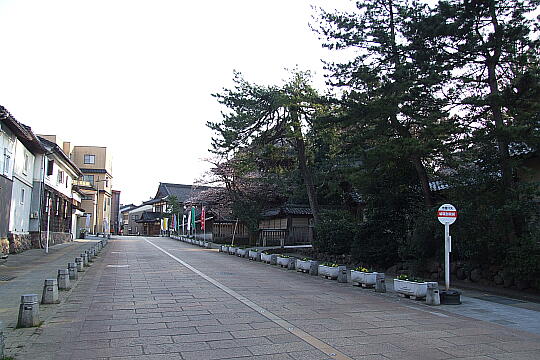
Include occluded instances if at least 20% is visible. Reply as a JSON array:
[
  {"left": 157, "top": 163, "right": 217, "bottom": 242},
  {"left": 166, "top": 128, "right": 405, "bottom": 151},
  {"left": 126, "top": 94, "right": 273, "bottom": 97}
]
[
  {"left": 0, "top": 106, "right": 46, "bottom": 153},
  {"left": 155, "top": 183, "right": 211, "bottom": 203},
  {"left": 38, "top": 136, "right": 82, "bottom": 176},
  {"left": 135, "top": 212, "right": 162, "bottom": 223},
  {"left": 261, "top": 205, "right": 313, "bottom": 218},
  {"left": 80, "top": 168, "right": 108, "bottom": 174}
]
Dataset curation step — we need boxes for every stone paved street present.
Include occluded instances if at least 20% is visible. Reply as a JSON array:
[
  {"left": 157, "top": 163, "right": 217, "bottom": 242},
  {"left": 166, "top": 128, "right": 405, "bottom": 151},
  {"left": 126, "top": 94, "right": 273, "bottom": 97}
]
[{"left": 6, "top": 236, "right": 540, "bottom": 360}]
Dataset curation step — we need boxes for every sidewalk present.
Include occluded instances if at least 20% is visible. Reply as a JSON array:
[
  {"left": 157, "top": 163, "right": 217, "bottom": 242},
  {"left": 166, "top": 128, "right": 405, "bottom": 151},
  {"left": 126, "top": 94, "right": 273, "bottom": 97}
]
[{"left": 0, "top": 237, "right": 101, "bottom": 330}]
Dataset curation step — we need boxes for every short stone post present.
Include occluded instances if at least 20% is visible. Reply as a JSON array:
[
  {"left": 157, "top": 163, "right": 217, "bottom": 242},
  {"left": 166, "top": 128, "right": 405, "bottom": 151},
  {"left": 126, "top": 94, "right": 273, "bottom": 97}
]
[
  {"left": 375, "top": 272, "right": 386, "bottom": 293},
  {"left": 41, "top": 279, "right": 59, "bottom": 304},
  {"left": 309, "top": 261, "right": 319, "bottom": 276},
  {"left": 338, "top": 266, "right": 348, "bottom": 283},
  {"left": 57, "top": 269, "right": 71, "bottom": 290},
  {"left": 287, "top": 258, "right": 296, "bottom": 270},
  {"left": 81, "top": 253, "right": 89, "bottom": 267},
  {"left": 86, "top": 250, "right": 93, "bottom": 262},
  {"left": 270, "top": 254, "right": 278, "bottom": 265},
  {"left": 426, "top": 282, "right": 441, "bottom": 306},
  {"left": 68, "top": 262, "right": 78, "bottom": 280},
  {"left": 0, "top": 320, "right": 5, "bottom": 358},
  {"left": 17, "top": 294, "right": 40, "bottom": 328},
  {"left": 75, "top": 257, "right": 84, "bottom": 272}
]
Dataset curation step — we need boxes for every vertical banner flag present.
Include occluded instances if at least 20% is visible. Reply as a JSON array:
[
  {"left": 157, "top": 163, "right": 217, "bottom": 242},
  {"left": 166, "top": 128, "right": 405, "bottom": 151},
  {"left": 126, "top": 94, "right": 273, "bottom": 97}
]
[
  {"left": 164, "top": 218, "right": 168, "bottom": 231},
  {"left": 187, "top": 210, "right": 192, "bottom": 231},
  {"left": 191, "top": 206, "right": 196, "bottom": 231},
  {"left": 182, "top": 214, "right": 186, "bottom": 233},
  {"left": 201, "top": 207, "right": 206, "bottom": 231}
]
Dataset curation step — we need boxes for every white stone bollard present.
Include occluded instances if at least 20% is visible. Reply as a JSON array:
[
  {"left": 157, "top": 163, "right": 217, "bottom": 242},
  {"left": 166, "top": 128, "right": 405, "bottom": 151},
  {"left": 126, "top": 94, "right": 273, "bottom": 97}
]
[
  {"left": 68, "top": 262, "right": 78, "bottom": 280},
  {"left": 17, "top": 294, "right": 40, "bottom": 328},
  {"left": 75, "top": 257, "right": 84, "bottom": 272},
  {"left": 57, "top": 269, "right": 71, "bottom": 290},
  {"left": 81, "top": 253, "right": 89, "bottom": 267},
  {"left": 375, "top": 273, "right": 386, "bottom": 293},
  {"left": 41, "top": 279, "right": 59, "bottom": 304},
  {"left": 426, "top": 282, "right": 441, "bottom": 306},
  {"left": 309, "top": 261, "right": 319, "bottom": 276},
  {"left": 86, "top": 250, "right": 94, "bottom": 262},
  {"left": 338, "top": 266, "right": 348, "bottom": 283},
  {"left": 287, "top": 258, "right": 296, "bottom": 270}
]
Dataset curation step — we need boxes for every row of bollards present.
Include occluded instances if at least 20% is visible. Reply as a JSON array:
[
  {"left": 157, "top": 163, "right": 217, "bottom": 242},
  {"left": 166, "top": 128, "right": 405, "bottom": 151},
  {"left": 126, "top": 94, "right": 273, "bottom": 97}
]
[{"left": 16, "top": 239, "right": 108, "bottom": 328}]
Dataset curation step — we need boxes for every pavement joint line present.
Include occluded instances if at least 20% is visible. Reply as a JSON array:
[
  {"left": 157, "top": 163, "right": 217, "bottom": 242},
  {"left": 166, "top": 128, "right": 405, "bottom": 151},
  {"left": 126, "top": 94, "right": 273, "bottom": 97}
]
[{"left": 145, "top": 238, "right": 354, "bottom": 360}]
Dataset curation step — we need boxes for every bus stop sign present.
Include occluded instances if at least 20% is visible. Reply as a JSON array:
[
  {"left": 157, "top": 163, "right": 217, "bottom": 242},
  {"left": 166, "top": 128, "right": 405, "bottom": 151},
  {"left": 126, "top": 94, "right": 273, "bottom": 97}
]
[{"left": 438, "top": 204, "right": 457, "bottom": 225}]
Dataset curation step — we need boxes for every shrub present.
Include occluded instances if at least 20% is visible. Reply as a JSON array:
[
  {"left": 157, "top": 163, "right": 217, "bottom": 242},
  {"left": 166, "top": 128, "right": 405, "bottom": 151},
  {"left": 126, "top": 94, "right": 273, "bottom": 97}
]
[{"left": 313, "top": 209, "right": 358, "bottom": 255}]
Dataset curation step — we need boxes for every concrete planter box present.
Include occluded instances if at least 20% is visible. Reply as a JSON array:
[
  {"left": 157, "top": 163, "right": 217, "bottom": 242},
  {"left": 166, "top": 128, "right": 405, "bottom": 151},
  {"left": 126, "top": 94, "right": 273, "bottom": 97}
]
[
  {"left": 237, "top": 248, "right": 248, "bottom": 258},
  {"left": 318, "top": 265, "right": 339, "bottom": 280},
  {"left": 220, "top": 245, "right": 229, "bottom": 253},
  {"left": 276, "top": 256, "right": 290, "bottom": 268},
  {"left": 296, "top": 259, "right": 311, "bottom": 273},
  {"left": 393, "top": 279, "right": 428, "bottom": 300},
  {"left": 228, "top": 247, "right": 237, "bottom": 255},
  {"left": 351, "top": 271, "right": 378, "bottom": 287},
  {"left": 261, "top": 253, "right": 272, "bottom": 263},
  {"left": 248, "top": 250, "right": 261, "bottom": 261}
]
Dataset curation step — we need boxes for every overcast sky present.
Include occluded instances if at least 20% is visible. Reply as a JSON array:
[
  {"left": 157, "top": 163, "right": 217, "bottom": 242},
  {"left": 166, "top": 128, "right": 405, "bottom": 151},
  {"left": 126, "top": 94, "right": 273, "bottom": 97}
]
[{"left": 0, "top": 0, "right": 351, "bottom": 205}]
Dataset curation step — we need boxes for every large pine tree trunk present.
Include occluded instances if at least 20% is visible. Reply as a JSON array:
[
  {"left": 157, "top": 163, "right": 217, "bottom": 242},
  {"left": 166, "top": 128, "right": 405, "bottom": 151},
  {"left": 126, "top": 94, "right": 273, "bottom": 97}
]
[
  {"left": 295, "top": 135, "right": 320, "bottom": 225},
  {"left": 291, "top": 111, "right": 320, "bottom": 225}
]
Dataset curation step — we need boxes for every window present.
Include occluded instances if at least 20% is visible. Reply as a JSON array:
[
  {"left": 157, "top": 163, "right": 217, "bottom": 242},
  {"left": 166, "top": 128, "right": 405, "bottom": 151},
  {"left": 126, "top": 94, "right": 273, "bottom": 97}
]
[
  {"left": 20, "top": 188, "right": 25, "bottom": 205},
  {"left": 3, "top": 148, "right": 11, "bottom": 175},
  {"left": 84, "top": 154, "right": 95, "bottom": 164},
  {"left": 65, "top": 175, "right": 69, "bottom": 188},
  {"left": 82, "top": 195, "right": 93, "bottom": 201},
  {"left": 55, "top": 197, "right": 60, "bottom": 216},
  {"left": 64, "top": 201, "right": 68, "bottom": 218},
  {"left": 57, "top": 170, "right": 64, "bottom": 184},
  {"left": 83, "top": 175, "right": 94, "bottom": 186},
  {"left": 46, "top": 159, "right": 54, "bottom": 176},
  {"left": 23, "top": 153, "right": 29, "bottom": 174}
]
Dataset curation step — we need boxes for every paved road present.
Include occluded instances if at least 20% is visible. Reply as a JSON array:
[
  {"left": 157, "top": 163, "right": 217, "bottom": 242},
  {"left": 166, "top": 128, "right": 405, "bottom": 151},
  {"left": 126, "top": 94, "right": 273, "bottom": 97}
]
[{"left": 9, "top": 236, "right": 540, "bottom": 360}]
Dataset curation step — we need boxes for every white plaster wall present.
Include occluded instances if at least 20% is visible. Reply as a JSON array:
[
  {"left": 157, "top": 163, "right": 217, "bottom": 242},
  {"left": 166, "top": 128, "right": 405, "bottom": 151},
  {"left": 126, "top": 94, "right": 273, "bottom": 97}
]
[{"left": 9, "top": 179, "right": 32, "bottom": 233}]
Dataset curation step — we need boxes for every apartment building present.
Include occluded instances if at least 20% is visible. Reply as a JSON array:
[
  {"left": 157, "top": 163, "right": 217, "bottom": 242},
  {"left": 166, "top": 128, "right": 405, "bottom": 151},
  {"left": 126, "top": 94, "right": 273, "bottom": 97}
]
[{"left": 66, "top": 144, "right": 113, "bottom": 234}]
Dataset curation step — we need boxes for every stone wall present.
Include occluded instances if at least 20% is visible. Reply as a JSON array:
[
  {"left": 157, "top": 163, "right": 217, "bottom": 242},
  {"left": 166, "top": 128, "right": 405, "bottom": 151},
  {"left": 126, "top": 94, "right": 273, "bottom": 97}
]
[
  {"left": 8, "top": 233, "right": 33, "bottom": 254},
  {"left": 29, "top": 231, "right": 73, "bottom": 250},
  {"left": 0, "top": 238, "right": 8, "bottom": 255}
]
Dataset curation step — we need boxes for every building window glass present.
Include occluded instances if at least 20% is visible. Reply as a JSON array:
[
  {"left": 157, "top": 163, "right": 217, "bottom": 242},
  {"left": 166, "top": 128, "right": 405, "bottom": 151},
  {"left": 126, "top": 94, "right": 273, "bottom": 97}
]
[
  {"left": 84, "top": 154, "right": 95, "bottom": 164},
  {"left": 83, "top": 175, "right": 94, "bottom": 186},
  {"left": 20, "top": 188, "right": 25, "bottom": 204},
  {"left": 57, "top": 170, "right": 64, "bottom": 184},
  {"left": 55, "top": 197, "right": 60, "bottom": 216},
  {"left": 46, "top": 159, "right": 54, "bottom": 176},
  {"left": 3, "top": 148, "right": 11, "bottom": 175},
  {"left": 23, "top": 153, "right": 29, "bottom": 174}
]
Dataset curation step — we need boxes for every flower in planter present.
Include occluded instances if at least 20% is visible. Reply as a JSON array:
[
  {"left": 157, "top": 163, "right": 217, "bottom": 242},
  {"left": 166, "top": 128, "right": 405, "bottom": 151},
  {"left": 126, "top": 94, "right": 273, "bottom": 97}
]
[
  {"left": 321, "top": 262, "right": 339, "bottom": 267},
  {"left": 397, "top": 274, "right": 424, "bottom": 283},
  {"left": 352, "top": 266, "right": 371, "bottom": 273},
  {"left": 301, "top": 257, "right": 311, "bottom": 261},
  {"left": 278, "top": 255, "right": 290, "bottom": 258}
]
